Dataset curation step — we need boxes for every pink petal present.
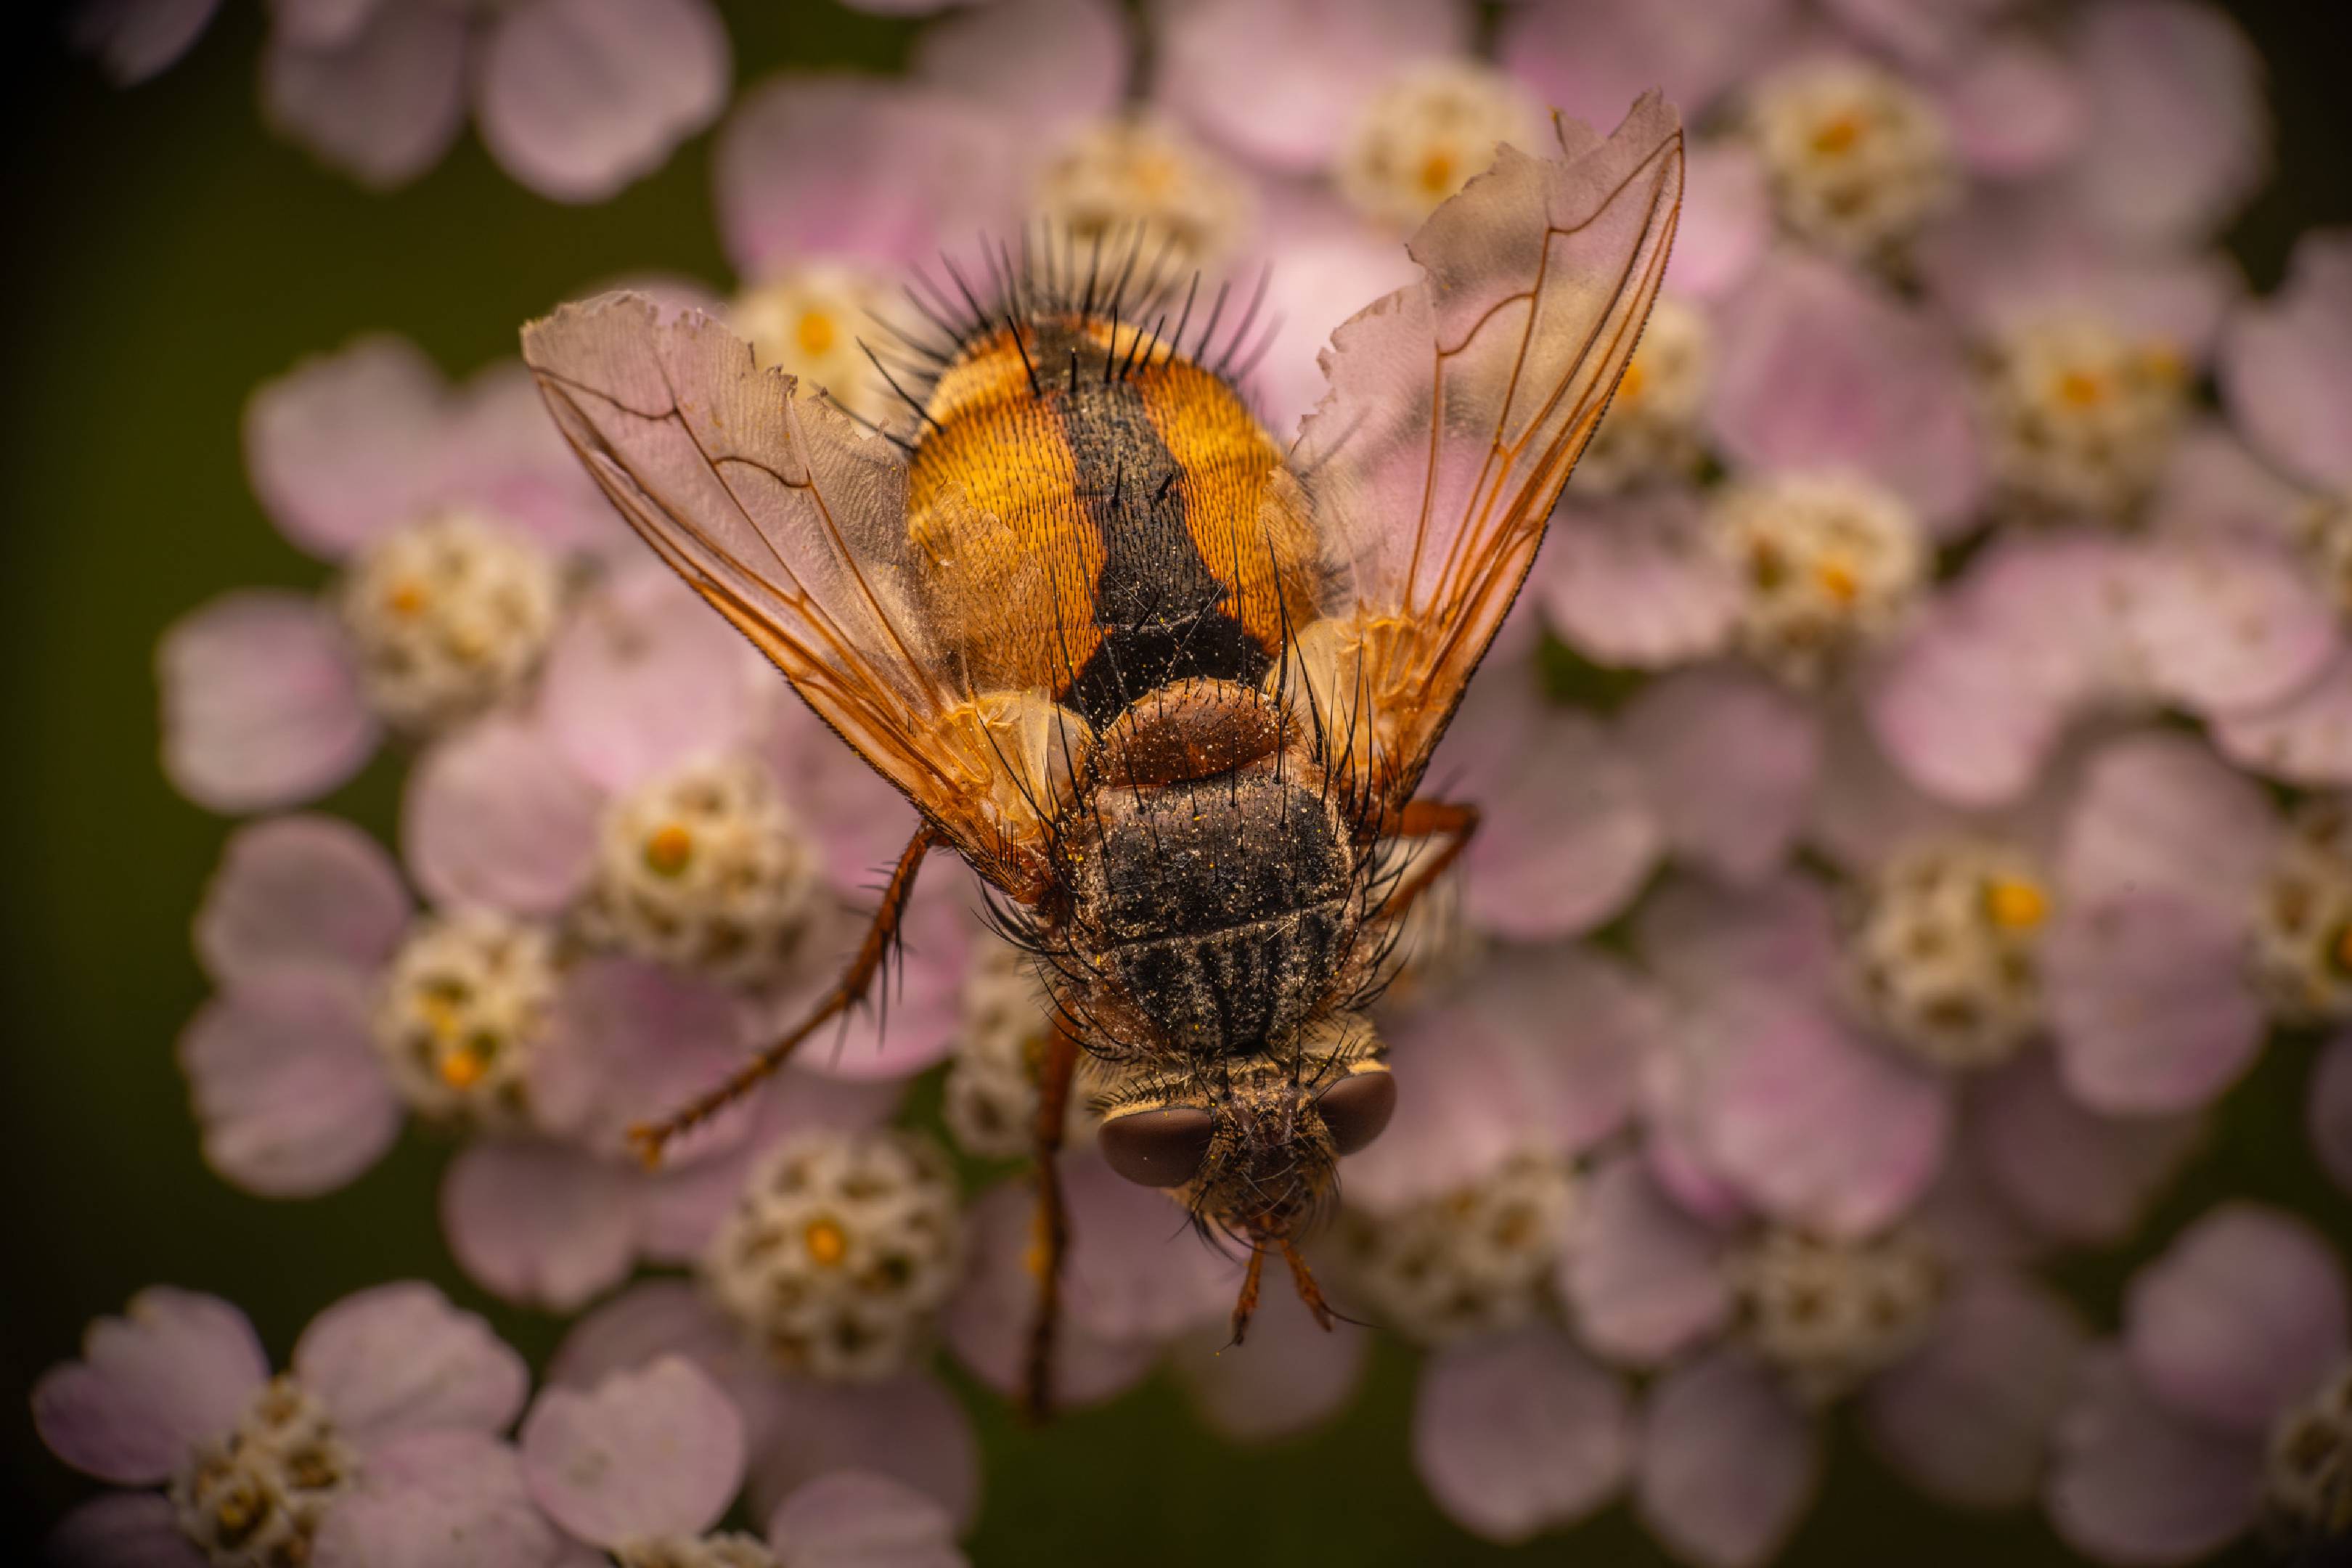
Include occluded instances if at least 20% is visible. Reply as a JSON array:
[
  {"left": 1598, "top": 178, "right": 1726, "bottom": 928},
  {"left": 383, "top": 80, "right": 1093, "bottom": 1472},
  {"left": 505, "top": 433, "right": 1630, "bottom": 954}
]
[
  {"left": 1252, "top": 223, "right": 1424, "bottom": 436},
  {"left": 178, "top": 968, "right": 404, "bottom": 1198},
  {"left": 1622, "top": 666, "right": 1821, "bottom": 884},
  {"left": 764, "top": 1471, "right": 963, "bottom": 1568},
  {"left": 270, "top": 0, "right": 387, "bottom": 54},
  {"left": 195, "top": 814, "right": 408, "bottom": 986},
  {"left": 1559, "top": 1152, "right": 1734, "bottom": 1367},
  {"left": 1058, "top": 1152, "right": 1239, "bottom": 1343},
  {"left": 1151, "top": 0, "right": 1471, "bottom": 173},
  {"left": 1172, "top": 1278, "right": 1369, "bottom": 1443},
  {"left": 72, "top": 0, "right": 222, "bottom": 85},
  {"left": 1670, "top": 145, "right": 1771, "bottom": 301},
  {"left": 748, "top": 1374, "right": 979, "bottom": 1530},
  {"left": 520, "top": 1357, "right": 745, "bottom": 1545},
  {"left": 1637, "top": 1349, "right": 1819, "bottom": 1568},
  {"left": 439, "top": 1140, "right": 642, "bottom": 1313},
  {"left": 401, "top": 714, "right": 602, "bottom": 918},
  {"left": 2046, "top": 892, "right": 2266, "bottom": 1116},
  {"left": 295, "top": 1281, "right": 528, "bottom": 1448},
  {"left": 1499, "top": 0, "right": 1794, "bottom": 125},
  {"left": 2061, "top": 0, "right": 2269, "bottom": 248},
  {"left": 259, "top": 0, "right": 468, "bottom": 189},
  {"left": 714, "top": 76, "right": 1022, "bottom": 279},
  {"left": 786, "top": 875, "right": 973, "bottom": 1083},
  {"left": 535, "top": 957, "right": 750, "bottom": 1155},
  {"left": 2048, "top": 1349, "right": 2263, "bottom": 1564},
  {"left": 475, "top": 0, "right": 730, "bottom": 203},
  {"left": 1862, "top": 1273, "right": 2086, "bottom": 1508},
  {"left": 243, "top": 335, "right": 446, "bottom": 558},
  {"left": 1819, "top": 0, "right": 2008, "bottom": 65},
  {"left": 313, "top": 1429, "right": 564, "bottom": 1568},
  {"left": 549, "top": 1281, "right": 748, "bottom": 1396},
  {"left": 2125, "top": 1204, "right": 2349, "bottom": 1439},
  {"left": 1936, "top": 38, "right": 2086, "bottom": 178},
  {"left": 30, "top": 1289, "right": 267, "bottom": 1485},
  {"left": 911, "top": 0, "right": 1130, "bottom": 136},
  {"left": 2059, "top": 731, "right": 2277, "bottom": 915},
  {"left": 1344, "top": 998, "right": 1540, "bottom": 1212},
  {"left": 1707, "top": 250, "right": 1983, "bottom": 533},
  {"left": 2124, "top": 535, "right": 2337, "bottom": 716},
  {"left": 1443, "top": 674, "right": 1662, "bottom": 940},
  {"left": 158, "top": 592, "right": 376, "bottom": 814},
  {"left": 437, "top": 362, "right": 629, "bottom": 556},
  {"left": 2221, "top": 229, "right": 2352, "bottom": 492},
  {"left": 1635, "top": 871, "right": 1839, "bottom": 1013},
  {"left": 1698, "top": 1003, "right": 1952, "bottom": 1237},
  {"left": 942, "top": 1176, "right": 1160, "bottom": 1412},
  {"left": 1413, "top": 1327, "right": 1630, "bottom": 1543},
  {"left": 541, "top": 565, "right": 761, "bottom": 795},
  {"left": 45, "top": 1490, "right": 205, "bottom": 1568},
  {"left": 2214, "top": 647, "right": 2352, "bottom": 787},
  {"left": 761, "top": 693, "right": 928, "bottom": 892},
  {"left": 1536, "top": 492, "right": 1739, "bottom": 671},
  {"left": 2314, "top": 1033, "right": 2352, "bottom": 1200},
  {"left": 1474, "top": 945, "right": 1659, "bottom": 1156},
  {"left": 1969, "top": 1053, "right": 2203, "bottom": 1246}
]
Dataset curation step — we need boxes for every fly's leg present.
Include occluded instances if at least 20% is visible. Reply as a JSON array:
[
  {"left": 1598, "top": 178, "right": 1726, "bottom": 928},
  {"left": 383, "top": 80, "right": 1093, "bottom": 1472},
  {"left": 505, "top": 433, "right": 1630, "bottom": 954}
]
[
  {"left": 1019, "top": 1016, "right": 1082, "bottom": 1423},
  {"left": 1376, "top": 798, "right": 1480, "bottom": 923},
  {"left": 627, "top": 825, "right": 940, "bottom": 1167}
]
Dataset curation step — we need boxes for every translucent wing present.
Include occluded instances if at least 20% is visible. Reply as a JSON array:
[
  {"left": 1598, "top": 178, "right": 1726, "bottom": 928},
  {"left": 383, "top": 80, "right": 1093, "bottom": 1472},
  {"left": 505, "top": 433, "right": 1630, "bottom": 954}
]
[
  {"left": 522, "top": 294, "right": 1076, "bottom": 898},
  {"left": 1284, "top": 92, "right": 1683, "bottom": 820}
]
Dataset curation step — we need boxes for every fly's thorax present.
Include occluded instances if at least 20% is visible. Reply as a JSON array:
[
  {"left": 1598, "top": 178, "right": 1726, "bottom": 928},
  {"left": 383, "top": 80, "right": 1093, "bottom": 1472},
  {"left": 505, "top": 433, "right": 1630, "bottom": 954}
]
[
  {"left": 1090, "top": 1013, "right": 1394, "bottom": 1237},
  {"left": 1061, "top": 732, "right": 1362, "bottom": 1064}
]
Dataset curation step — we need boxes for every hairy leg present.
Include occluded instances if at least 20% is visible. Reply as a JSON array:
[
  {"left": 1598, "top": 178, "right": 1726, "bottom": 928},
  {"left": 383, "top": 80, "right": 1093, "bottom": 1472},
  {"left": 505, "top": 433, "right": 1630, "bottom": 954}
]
[{"left": 628, "top": 825, "right": 940, "bottom": 1167}]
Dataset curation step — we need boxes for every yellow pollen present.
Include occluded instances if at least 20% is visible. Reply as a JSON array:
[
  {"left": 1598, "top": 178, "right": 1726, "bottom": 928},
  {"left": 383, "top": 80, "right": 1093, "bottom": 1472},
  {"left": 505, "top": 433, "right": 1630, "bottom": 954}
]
[
  {"left": 438, "top": 1047, "right": 487, "bottom": 1089},
  {"left": 1130, "top": 152, "right": 1178, "bottom": 197},
  {"left": 1810, "top": 114, "right": 1865, "bottom": 155},
  {"left": 1813, "top": 554, "right": 1862, "bottom": 605},
  {"left": 2055, "top": 369, "right": 2109, "bottom": 409},
  {"left": 1616, "top": 357, "right": 1648, "bottom": 404},
  {"left": 1416, "top": 148, "right": 1458, "bottom": 197},
  {"left": 795, "top": 310, "right": 836, "bottom": 358},
  {"left": 644, "top": 822, "right": 695, "bottom": 877},
  {"left": 804, "top": 1217, "right": 849, "bottom": 1267},
  {"left": 419, "top": 995, "right": 462, "bottom": 1041},
  {"left": 1984, "top": 878, "right": 2049, "bottom": 931},
  {"left": 386, "top": 581, "right": 428, "bottom": 618}
]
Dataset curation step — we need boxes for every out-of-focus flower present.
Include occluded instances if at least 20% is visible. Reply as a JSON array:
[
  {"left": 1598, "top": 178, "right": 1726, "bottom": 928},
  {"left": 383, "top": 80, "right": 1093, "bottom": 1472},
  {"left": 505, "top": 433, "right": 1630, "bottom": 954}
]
[
  {"left": 70, "top": 0, "right": 219, "bottom": 84},
  {"left": 32, "top": 1283, "right": 562, "bottom": 1567},
  {"left": 1032, "top": 115, "right": 1257, "bottom": 270},
  {"left": 1498, "top": 0, "right": 1796, "bottom": 132},
  {"left": 158, "top": 338, "right": 621, "bottom": 814},
  {"left": 1743, "top": 55, "right": 1959, "bottom": 262},
  {"left": 2049, "top": 1204, "right": 2350, "bottom": 1563},
  {"left": 1332, "top": 61, "right": 1544, "bottom": 233},
  {"left": 1707, "top": 470, "right": 1930, "bottom": 688}
]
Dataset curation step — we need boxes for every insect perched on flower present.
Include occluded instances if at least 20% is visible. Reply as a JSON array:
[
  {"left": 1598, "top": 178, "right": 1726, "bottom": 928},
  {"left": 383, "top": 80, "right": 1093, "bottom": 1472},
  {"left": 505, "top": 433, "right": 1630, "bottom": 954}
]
[{"left": 521, "top": 93, "right": 1682, "bottom": 1416}]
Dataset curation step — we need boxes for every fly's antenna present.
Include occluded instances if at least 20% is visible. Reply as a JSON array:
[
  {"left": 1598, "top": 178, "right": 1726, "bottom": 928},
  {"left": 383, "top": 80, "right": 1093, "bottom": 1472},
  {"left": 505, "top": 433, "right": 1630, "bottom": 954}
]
[
  {"left": 1212, "top": 265, "right": 1274, "bottom": 378},
  {"left": 1161, "top": 271, "right": 1201, "bottom": 370},
  {"left": 856, "top": 340, "right": 947, "bottom": 436}
]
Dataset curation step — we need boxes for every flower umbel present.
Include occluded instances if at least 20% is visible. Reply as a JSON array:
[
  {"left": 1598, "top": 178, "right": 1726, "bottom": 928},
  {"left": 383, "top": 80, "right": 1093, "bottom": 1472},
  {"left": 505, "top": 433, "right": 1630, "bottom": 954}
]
[
  {"left": 371, "top": 908, "right": 559, "bottom": 1128},
  {"left": 338, "top": 510, "right": 561, "bottom": 732}
]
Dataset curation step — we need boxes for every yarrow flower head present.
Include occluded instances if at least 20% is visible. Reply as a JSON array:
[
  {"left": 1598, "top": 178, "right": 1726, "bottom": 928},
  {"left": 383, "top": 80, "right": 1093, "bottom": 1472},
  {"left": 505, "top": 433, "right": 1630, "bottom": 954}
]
[
  {"left": 370, "top": 906, "right": 560, "bottom": 1128},
  {"left": 730, "top": 263, "right": 898, "bottom": 428},
  {"left": 1710, "top": 470, "right": 1930, "bottom": 686},
  {"left": 704, "top": 1127, "right": 965, "bottom": 1381},
  {"left": 1731, "top": 1225, "right": 1948, "bottom": 1402},
  {"left": 32, "top": 1283, "right": 560, "bottom": 1568},
  {"left": 1033, "top": 115, "right": 1255, "bottom": 271},
  {"left": 1334, "top": 60, "right": 1543, "bottom": 232},
  {"left": 1975, "top": 315, "right": 2191, "bottom": 520},
  {"left": 942, "top": 940, "right": 1052, "bottom": 1160},
  {"left": 1746, "top": 55, "right": 1958, "bottom": 260},
  {"left": 1841, "top": 837, "right": 2053, "bottom": 1071},
  {"left": 1572, "top": 294, "right": 1712, "bottom": 493},
  {"left": 1339, "top": 1151, "right": 1579, "bottom": 1345}
]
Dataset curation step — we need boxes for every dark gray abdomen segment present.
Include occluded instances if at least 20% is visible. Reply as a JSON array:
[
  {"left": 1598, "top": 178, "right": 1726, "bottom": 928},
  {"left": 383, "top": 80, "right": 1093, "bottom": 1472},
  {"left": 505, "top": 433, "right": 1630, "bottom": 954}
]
[{"left": 1074, "top": 769, "right": 1356, "bottom": 1058}]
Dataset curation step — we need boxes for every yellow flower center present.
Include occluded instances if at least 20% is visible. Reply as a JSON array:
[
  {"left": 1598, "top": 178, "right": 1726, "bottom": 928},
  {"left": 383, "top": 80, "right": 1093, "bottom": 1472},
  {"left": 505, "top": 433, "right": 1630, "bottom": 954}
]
[
  {"left": 1130, "top": 151, "right": 1179, "bottom": 197},
  {"left": 804, "top": 1217, "right": 849, "bottom": 1267},
  {"left": 1984, "top": 877, "right": 2049, "bottom": 931},
  {"left": 1813, "top": 554, "right": 1861, "bottom": 605},
  {"left": 1416, "top": 148, "right": 1458, "bottom": 197},
  {"left": 1810, "top": 114, "right": 1866, "bottom": 156},
  {"left": 385, "top": 581, "right": 428, "bottom": 618},
  {"left": 643, "top": 823, "right": 694, "bottom": 877},
  {"left": 1616, "top": 357, "right": 1648, "bottom": 404},
  {"left": 438, "top": 1046, "right": 488, "bottom": 1089},
  {"left": 796, "top": 310, "right": 837, "bottom": 358},
  {"left": 2055, "top": 369, "right": 2110, "bottom": 409}
]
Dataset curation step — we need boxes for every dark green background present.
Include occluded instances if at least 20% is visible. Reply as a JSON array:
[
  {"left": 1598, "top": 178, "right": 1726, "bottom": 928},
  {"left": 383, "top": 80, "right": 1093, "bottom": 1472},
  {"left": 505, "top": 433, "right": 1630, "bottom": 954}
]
[{"left": 1, "top": 2, "right": 2346, "bottom": 1561}]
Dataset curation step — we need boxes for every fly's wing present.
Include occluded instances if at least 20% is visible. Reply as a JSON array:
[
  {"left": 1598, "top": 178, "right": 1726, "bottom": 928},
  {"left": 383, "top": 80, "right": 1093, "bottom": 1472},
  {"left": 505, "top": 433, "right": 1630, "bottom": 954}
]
[
  {"left": 523, "top": 293, "right": 1074, "bottom": 897},
  {"left": 1283, "top": 93, "right": 1683, "bottom": 820}
]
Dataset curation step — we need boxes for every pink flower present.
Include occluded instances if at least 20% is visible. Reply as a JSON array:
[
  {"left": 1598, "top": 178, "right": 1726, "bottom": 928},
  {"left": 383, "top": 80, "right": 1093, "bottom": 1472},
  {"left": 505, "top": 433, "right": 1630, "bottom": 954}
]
[
  {"left": 158, "top": 336, "right": 622, "bottom": 814},
  {"left": 2049, "top": 1205, "right": 2349, "bottom": 1562},
  {"left": 70, "top": 0, "right": 221, "bottom": 85},
  {"left": 1561, "top": 1150, "right": 2090, "bottom": 1566},
  {"left": 1500, "top": 0, "right": 1797, "bottom": 132},
  {"left": 261, "top": 0, "right": 730, "bottom": 200},
  {"left": 32, "top": 1282, "right": 563, "bottom": 1567}
]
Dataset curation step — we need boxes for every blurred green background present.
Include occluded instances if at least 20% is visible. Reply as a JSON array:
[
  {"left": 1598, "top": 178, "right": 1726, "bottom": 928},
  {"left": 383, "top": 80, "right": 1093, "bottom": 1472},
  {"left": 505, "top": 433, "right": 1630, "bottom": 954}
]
[{"left": 1, "top": 1, "right": 2346, "bottom": 1561}]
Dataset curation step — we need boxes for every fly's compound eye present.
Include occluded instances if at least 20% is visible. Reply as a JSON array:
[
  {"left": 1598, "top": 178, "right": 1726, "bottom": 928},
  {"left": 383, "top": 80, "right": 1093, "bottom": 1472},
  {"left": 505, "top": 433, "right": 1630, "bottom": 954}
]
[
  {"left": 1099, "top": 1106, "right": 1215, "bottom": 1188},
  {"left": 1316, "top": 1069, "right": 1397, "bottom": 1156}
]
